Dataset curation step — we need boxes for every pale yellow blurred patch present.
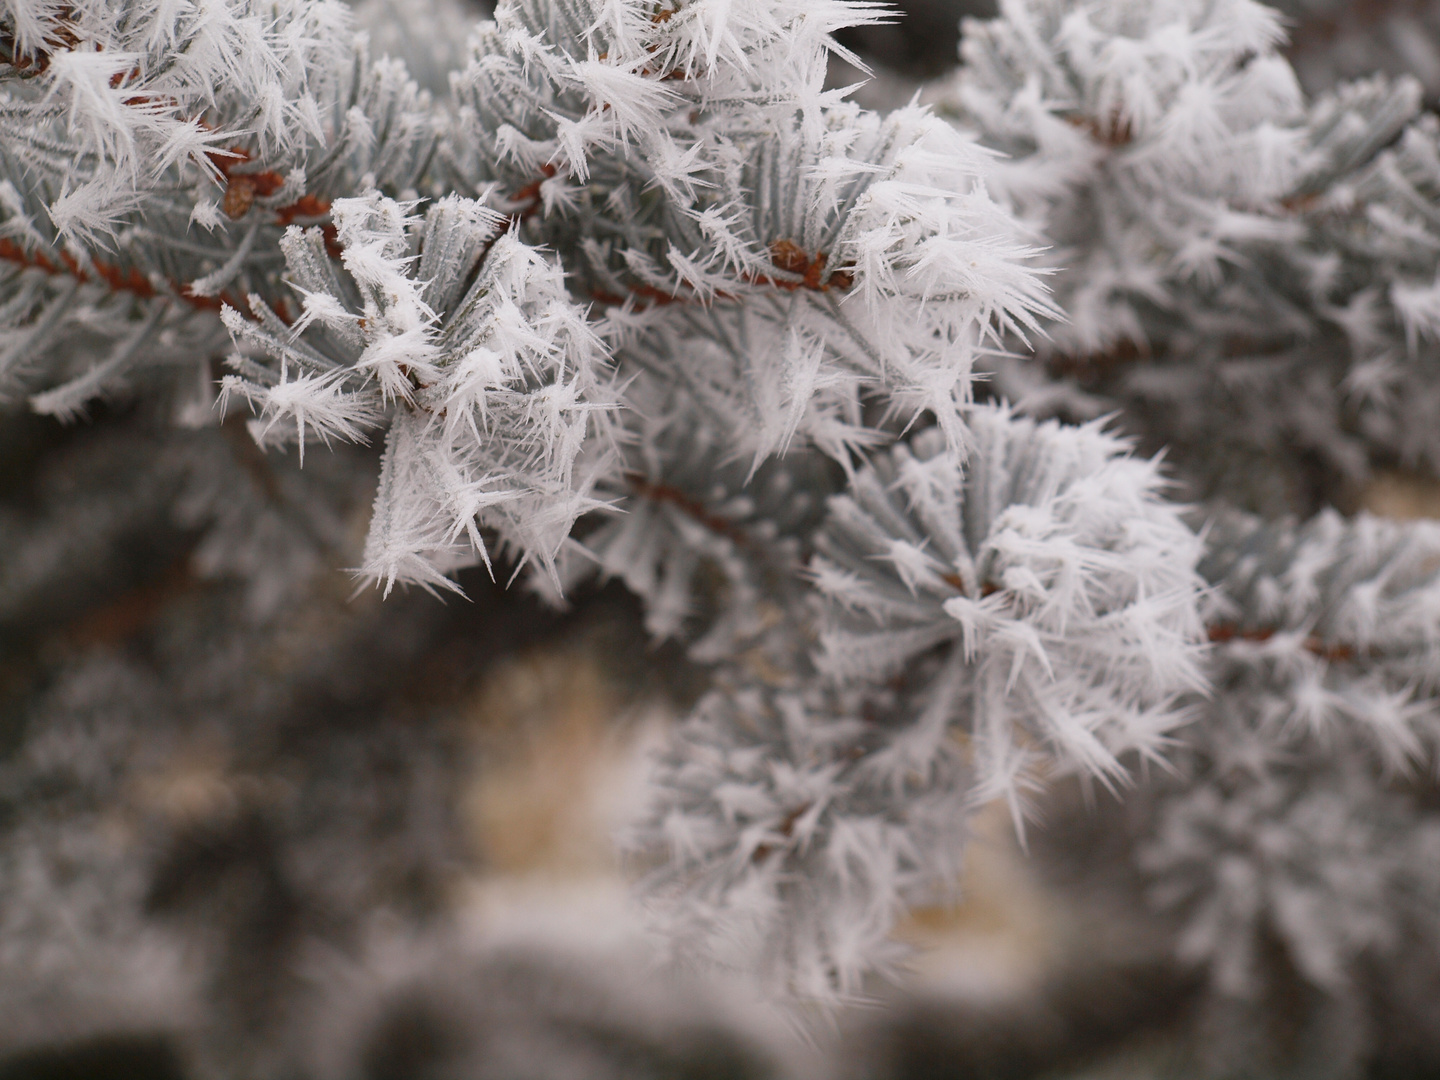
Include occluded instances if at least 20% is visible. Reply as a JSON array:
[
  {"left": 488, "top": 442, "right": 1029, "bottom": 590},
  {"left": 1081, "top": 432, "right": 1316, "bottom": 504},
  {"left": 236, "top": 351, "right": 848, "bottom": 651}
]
[
  {"left": 131, "top": 752, "right": 251, "bottom": 824},
  {"left": 1362, "top": 469, "right": 1440, "bottom": 521},
  {"left": 891, "top": 800, "right": 1066, "bottom": 1002},
  {"left": 457, "top": 646, "right": 664, "bottom": 881}
]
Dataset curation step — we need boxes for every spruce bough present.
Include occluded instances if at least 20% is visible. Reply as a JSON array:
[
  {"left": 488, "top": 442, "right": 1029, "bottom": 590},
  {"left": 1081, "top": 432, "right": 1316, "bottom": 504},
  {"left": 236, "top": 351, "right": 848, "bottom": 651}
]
[{"left": 3, "top": 0, "right": 1439, "bottom": 1048}]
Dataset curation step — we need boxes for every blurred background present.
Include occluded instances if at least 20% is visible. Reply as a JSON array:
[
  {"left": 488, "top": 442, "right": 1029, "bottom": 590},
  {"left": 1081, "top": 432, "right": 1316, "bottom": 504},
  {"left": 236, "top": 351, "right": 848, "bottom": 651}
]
[{"left": 5, "top": 1, "right": 1440, "bottom": 1078}]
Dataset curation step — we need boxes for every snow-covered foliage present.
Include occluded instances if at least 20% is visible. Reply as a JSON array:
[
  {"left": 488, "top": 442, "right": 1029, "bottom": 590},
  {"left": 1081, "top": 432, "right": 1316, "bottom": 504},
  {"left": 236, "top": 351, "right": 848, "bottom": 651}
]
[
  {"left": 0, "top": 657, "right": 173, "bottom": 993},
  {"left": 560, "top": 387, "right": 837, "bottom": 646},
  {"left": 813, "top": 406, "right": 1207, "bottom": 813},
  {"left": 1141, "top": 719, "right": 1421, "bottom": 998},
  {"left": 219, "top": 191, "right": 616, "bottom": 591},
  {"left": 1109, "top": 507, "right": 1440, "bottom": 1075},
  {"left": 1198, "top": 510, "right": 1440, "bottom": 768},
  {"left": 946, "top": 0, "right": 1306, "bottom": 351},
  {"left": 6, "top": 0, "right": 1440, "bottom": 1064},
  {"left": 1137, "top": 718, "right": 1439, "bottom": 1079},
  {"left": 0, "top": 0, "right": 353, "bottom": 240},
  {"left": 1, "top": 6, "right": 437, "bottom": 410},
  {"left": 937, "top": 0, "right": 1440, "bottom": 510},
  {"left": 627, "top": 405, "right": 1207, "bottom": 999},
  {"left": 447, "top": 0, "right": 1055, "bottom": 465}
]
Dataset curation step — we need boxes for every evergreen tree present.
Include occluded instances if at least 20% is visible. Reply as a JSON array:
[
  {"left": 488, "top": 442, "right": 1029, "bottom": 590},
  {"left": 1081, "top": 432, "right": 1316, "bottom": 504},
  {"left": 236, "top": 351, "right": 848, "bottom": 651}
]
[{"left": 4, "top": 0, "right": 1440, "bottom": 1074}]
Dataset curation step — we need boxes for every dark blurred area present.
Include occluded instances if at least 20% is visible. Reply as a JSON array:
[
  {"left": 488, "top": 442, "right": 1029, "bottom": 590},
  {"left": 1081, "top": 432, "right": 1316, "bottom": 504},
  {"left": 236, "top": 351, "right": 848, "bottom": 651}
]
[
  {"left": 0, "top": 400, "right": 723, "bottom": 1079},
  {"left": 8, "top": 405, "right": 1437, "bottom": 1074},
  {"left": 833, "top": 0, "right": 993, "bottom": 80}
]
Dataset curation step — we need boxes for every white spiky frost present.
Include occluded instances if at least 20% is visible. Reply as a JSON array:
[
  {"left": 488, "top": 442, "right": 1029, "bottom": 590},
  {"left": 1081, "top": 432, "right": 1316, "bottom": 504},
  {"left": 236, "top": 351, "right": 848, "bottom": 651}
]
[
  {"left": 1, "top": 14, "right": 442, "bottom": 411},
  {"left": 220, "top": 192, "right": 617, "bottom": 595},
  {"left": 812, "top": 405, "right": 1208, "bottom": 815},
  {"left": 937, "top": 0, "right": 1440, "bottom": 506},
  {"left": 1118, "top": 508, "right": 1440, "bottom": 1063},
  {"left": 12, "top": 0, "right": 1440, "bottom": 1029},
  {"left": 940, "top": 0, "right": 1307, "bottom": 355},
  {"left": 0, "top": 0, "right": 353, "bottom": 243},
  {"left": 453, "top": 0, "right": 1055, "bottom": 469},
  {"left": 613, "top": 106, "right": 1059, "bottom": 465},
  {"left": 1139, "top": 725, "right": 1424, "bottom": 1001}
]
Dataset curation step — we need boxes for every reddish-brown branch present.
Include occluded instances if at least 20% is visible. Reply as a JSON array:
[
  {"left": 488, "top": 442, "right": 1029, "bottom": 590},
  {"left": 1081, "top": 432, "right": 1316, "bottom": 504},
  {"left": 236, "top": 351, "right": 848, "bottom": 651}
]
[
  {"left": 1046, "top": 337, "right": 1152, "bottom": 381},
  {"left": 745, "top": 239, "right": 854, "bottom": 293},
  {"left": 1, "top": 146, "right": 335, "bottom": 314},
  {"left": 1207, "top": 621, "right": 1361, "bottom": 663},
  {"left": 0, "top": 235, "right": 254, "bottom": 314},
  {"left": 274, "top": 193, "right": 332, "bottom": 226},
  {"left": 751, "top": 800, "right": 813, "bottom": 862},
  {"left": 1279, "top": 191, "right": 1323, "bottom": 213},
  {"left": 940, "top": 571, "right": 1002, "bottom": 597},
  {"left": 0, "top": 236, "right": 58, "bottom": 275},
  {"left": 507, "top": 163, "right": 558, "bottom": 220},
  {"left": 206, "top": 145, "right": 325, "bottom": 225},
  {"left": 1066, "top": 110, "right": 1134, "bottom": 148},
  {"left": 625, "top": 471, "right": 752, "bottom": 548},
  {"left": 590, "top": 281, "right": 705, "bottom": 308},
  {"left": 586, "top": 239, "right": 850, "bottom": 311}
]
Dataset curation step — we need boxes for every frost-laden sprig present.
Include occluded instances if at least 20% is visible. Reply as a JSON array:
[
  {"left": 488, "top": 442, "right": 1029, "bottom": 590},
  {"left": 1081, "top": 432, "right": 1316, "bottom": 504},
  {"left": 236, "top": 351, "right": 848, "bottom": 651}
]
[
  {"left": 1132, "top": 700, "right": 1440, "bottom": 1080},
  {"left": 1122, "top": 508, "right": 1440, "bottom": 1060},
  {"left": 938, "top": 0, "right": 1440, "bottom": 508},
  {"left": 596, "top": 106, "right": 1058, "bottom": 465},
  {"left": 1, "top": 35, "right": 442, "bottom": 412},
  {"left": 627, "top": 671, "right": 973, "bottom": 1002},
  {"left": 220, "top": 191, "right": 617, "bottom": 594},
  {"left": 1197, "top": 509, "right": 1440, "bottom": 771},
  {"left": 811, "top": 405, "right": 1207, "bottom": 815},
  {"left": 449, "top": 0, "right": 1053, "bottom": 467},
  {"left": 0, "top": 0, "right": 354, "bottom": 242},
  {"left": 447, "top": 0, "right": 883, "bottom": 198},
  {"left": 943, "top": 0, "right": 1308, "bottom": 356},
  {"left": 0, "top": 244, "right": 227, "bottom": 415}
]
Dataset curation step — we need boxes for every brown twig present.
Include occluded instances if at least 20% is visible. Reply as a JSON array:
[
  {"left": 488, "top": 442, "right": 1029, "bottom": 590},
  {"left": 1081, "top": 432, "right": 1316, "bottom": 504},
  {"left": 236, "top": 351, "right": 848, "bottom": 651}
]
[{"left": 625, "top": 471, "right": 752, "bottom": 548}]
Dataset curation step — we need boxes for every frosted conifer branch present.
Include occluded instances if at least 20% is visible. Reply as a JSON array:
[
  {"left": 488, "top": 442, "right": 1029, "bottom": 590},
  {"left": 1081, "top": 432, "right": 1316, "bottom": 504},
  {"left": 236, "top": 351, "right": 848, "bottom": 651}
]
[
  {"left": 10, "top": 0, "right": 1440, "bottom": 1040},
  {"left": 449, "top": 0, "right": 1054, "bottom": 466},
  {"left": 563, "top": 382, "right": 838, "bottom": 649},
  {"left": 1198, "top": 510, "right": 1440, "bottom": 770},
  {"left": 220, "top": 191, "right": 618, "bottom": 594},
  {"left": 627, "top": 672, "right": 973, "bottom": 1002},
  {"left": 1131, "top": 702, "right": 1440, "bottom": 1079},
  {"left": 0, "top": 0, "right": 354, "bottom": 241},
  {"left": 606, "top": 107, "right": 1059, "bottom": 465},
  {"left": 1, "top": 30, "right": 442, "bottom": 408},
  {"left": 1113, "top": 507, "right": 1440, "bottom": 1068},
  {"left": 812, "top": 405, "right": 1208, "bottom": 814},
  {"left": 1139, "top": 723, "right": 1423, "bottom": 1006},
  {"left": 936, "top": 0, "right": 1440, "bottom": 507}
]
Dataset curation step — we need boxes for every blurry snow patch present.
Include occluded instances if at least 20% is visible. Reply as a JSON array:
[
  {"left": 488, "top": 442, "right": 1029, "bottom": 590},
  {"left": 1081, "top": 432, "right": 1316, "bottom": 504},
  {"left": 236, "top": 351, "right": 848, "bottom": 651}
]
[{"left": 350, "top": 0, "right": 475, "bottom": 97}]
